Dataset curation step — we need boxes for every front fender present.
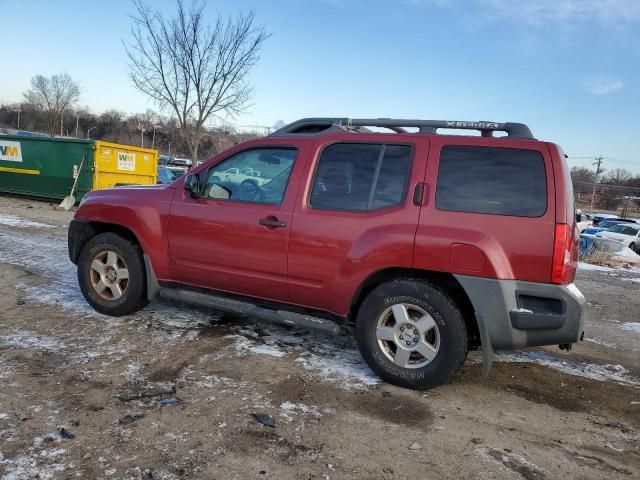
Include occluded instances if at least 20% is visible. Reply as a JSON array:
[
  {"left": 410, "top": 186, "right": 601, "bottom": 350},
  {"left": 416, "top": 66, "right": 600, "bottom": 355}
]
[{"left": 73, "top": 188, "right": 176, "bottom": 279}]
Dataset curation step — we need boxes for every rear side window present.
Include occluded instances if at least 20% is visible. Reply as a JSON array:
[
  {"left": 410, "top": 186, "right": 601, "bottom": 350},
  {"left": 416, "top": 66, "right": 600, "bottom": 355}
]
[
  {"left": 436, "top": 146, "right": 547, "bottom": 217},
  {"left": 310, "top": 143, "right": 412, "bottom": 212}
]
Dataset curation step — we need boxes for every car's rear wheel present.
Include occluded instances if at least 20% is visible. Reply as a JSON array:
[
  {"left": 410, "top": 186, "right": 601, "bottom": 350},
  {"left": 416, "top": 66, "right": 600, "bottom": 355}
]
[
  {"left": 78, "top": 232, "right": 148, "bottom": 316},
  {"left": 355, "top": 279, "right": 468, "bottom": 390}
]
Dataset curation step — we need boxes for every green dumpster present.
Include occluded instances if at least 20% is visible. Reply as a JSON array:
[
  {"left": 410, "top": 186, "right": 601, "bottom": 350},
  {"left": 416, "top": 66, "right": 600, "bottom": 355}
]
[
  {"left": 0, "top": 134, "right": 158, "bottom": 203},
  {"left": 0, "top": 134, "right": 93, "bottom": 202}
]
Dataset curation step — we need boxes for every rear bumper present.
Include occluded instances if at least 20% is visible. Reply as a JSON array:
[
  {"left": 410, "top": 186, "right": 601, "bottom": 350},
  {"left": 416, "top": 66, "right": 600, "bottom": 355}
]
[{"left": 454, "top": 275, "right": 586, "bottom": 351}]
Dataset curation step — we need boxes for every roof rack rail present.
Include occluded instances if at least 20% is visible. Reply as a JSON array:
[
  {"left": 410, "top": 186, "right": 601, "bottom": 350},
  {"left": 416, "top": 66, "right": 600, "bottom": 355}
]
[{"left": 269, "top": 117, "right": 534, "bottom": 139}]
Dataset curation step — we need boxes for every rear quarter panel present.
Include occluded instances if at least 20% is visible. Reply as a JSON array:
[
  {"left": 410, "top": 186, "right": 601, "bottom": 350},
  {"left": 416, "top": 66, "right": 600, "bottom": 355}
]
[{"left": 414, "top": 136, "right": 557, "bottom": 283}]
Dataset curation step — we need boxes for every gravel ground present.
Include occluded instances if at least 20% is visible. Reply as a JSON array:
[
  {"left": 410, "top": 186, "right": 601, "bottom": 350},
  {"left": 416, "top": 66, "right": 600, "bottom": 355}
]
[{"left": 0, "top": 195, "right": 638, "bottom": 480}]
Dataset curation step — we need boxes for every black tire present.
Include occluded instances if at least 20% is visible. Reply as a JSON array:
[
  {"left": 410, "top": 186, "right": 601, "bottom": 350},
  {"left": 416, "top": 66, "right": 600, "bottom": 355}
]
[
  {"left": 630, "top": 243, "right": 639, "bottom": 254},
  {"left": 355, "top": 279, "right": 468, "bottom": 390},
  {"left": 77, "top": 232, "right": 148, "bottom": 316}
]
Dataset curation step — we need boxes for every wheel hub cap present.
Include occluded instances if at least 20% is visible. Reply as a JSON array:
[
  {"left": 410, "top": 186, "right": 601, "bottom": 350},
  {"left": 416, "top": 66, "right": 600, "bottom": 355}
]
[
  {"left": 397, "top": 323, "right": 419, "bottom": 347},
  {"left": 375, "top": 303, "right": 441, "bottom": 369},
  {"left": 89, "top": 250, "right": 129, "bottom": 300}
]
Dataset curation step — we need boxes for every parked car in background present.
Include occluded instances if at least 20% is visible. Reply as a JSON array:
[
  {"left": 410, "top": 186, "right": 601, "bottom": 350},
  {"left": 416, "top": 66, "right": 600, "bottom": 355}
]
[
  {"left": 157, "top": 165, "right": 178, "bottom": 184},
  {"left": 592, "top": 213, "right": 620, "bottom": 226},
  {"left": 576, "top": 209, "right": 592, "bottom": 232},
  {"left": 583, "top": 218, "right": 637, "bottom": 235},
  {"left": 211, "top": 166, "right": 270, "bottom": 189},
  {"left": 596, "top": 223, "right": 640, "bottom": 253},
  {"left": 68, "top": 117, "right": 585, "bottom": 390}
]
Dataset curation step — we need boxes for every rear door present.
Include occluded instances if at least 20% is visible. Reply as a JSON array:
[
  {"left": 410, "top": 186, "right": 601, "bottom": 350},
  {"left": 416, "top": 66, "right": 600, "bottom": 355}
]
[
  {"left": 287, "top": 136, "right": 428, "bottom": 316},
  {"left": 414, "top": 137, "right": 556, "bottom": 283},
  {"left": 167, "top": 142, "right": 309, "bottom": 302}
]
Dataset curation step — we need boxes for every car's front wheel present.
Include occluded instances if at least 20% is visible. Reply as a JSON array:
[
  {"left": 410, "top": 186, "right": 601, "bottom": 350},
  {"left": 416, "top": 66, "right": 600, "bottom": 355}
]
[
  {"left": 77, "top": 232, "right": 148, "bottom": 316},
  {"left": 355, "top": 279, "right": 468, "bottom": 390},
  {"left": 630, "top": 242, "right": 639, "bottom": 254}
]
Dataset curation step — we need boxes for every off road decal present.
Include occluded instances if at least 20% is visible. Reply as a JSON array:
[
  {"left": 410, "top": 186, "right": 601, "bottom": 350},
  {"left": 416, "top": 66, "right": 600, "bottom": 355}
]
[
  {"left": 383, "top": 296, "right": 446, "bottom": 326},
  {"left": 374, "top": 352, "right": 425, "bottom": 379}
]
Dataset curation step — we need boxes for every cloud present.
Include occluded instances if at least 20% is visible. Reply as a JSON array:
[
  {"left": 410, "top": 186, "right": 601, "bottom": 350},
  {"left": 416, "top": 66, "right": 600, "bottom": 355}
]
[
  {"left": 478, "top": 0, "right": 640, "bottom": 25},
  {"left": 583, "top": 77, "right": 625, "bottom": 95}
]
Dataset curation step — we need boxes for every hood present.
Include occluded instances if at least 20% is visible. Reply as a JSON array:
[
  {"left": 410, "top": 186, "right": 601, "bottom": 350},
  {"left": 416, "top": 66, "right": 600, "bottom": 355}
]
[{"left": 113, "top": 184, "right": 171, "bottom": 191}]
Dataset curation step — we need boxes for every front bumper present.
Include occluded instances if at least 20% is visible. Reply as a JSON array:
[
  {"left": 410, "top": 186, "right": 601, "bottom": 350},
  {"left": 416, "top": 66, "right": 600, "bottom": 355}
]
[{"left": 455, "top": 275, "right": 586, "bottom": 351}]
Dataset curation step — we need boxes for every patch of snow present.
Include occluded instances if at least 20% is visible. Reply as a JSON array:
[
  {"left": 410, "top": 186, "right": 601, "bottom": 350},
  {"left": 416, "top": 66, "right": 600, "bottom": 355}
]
[
  {"left": 495, "top": 351, "right": 639, "bottom": 387},
  {"left": 122, "top": 362, "right": 142, "bottom": 380},
  {"left": 0, "top": 330, "right": 64, "bottom": 350},
  {"left": 584, "top": 337, "right": 616, "bottom": 348},
  {"left": 0, "top": 413, "right": 9, "bottom": 420},
  {"left": 578, "top": 262, "right": 615, "bottom": 272},
  {"left": 248, "top": 344, "right": 287, "bottom": 358},
  {"left": 229, "top": 334, "right": 288, "bottom": 358},
  {"left": 295, "top": 352, "right": 379, "bottom": 389},
  {"left": 621, "top": 277, "right": 640, "bottom": 283},
  {"left": 0, "top": 453, "right": 65, "bottom": 480},
  {"left": 279, "top": 401, "right": 332, "bottom": 422},
  {"left": 620, "top": 322, "right": 640, "bottom": 333},
  {"left": 0, "top": 214, "right": 55, "bottom": 228},
  {"left": 611, "top": 247, "right": 640, "bottom": 263},
  {"left": 39, "top": 448, "right": 65, "bottom": 459}
]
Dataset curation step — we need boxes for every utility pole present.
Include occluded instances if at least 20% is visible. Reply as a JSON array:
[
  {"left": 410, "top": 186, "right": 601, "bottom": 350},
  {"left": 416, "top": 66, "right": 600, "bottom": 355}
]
[
  {"left": 138, "top": 123, "right": 145, "bottom": 148},
  {"left": 590, "top": 156, "right": 604, "bottom": 213},
  {"left": 14, "top": 105, "right": 21, "bottom": 129},
  {"left": 60, "top": 109, "right": 64, "bottom": 136},
  {"left": 75, "top": 114, "right": 80, "bottom": 137}
]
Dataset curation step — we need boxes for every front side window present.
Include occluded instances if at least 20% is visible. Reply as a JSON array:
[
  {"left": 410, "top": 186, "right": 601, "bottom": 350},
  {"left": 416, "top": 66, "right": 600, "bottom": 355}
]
[
  {"left": 309, "top": 143, "right": 412, "bottom": 212},
  {"left": 436, "top": 146, "right": 547, "bottom": 217},
  {"left": 204, "top": 148, "right": 297, "bottom": 204}
]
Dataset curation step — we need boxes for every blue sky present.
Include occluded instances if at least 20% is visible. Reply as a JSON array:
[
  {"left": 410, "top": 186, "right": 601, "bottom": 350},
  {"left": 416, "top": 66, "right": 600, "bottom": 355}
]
[{"left": 2, "top": 0, "right": 639, "bottom": 172}]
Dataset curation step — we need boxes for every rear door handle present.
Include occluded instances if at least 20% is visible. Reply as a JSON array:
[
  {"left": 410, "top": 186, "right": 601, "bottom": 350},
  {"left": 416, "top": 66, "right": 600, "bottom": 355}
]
[
  {"left": 259, "top": 218, "right": 288, "bottom": 228},
  {"left": 413, "top": 182, "right": 428, "bottom": 206}
]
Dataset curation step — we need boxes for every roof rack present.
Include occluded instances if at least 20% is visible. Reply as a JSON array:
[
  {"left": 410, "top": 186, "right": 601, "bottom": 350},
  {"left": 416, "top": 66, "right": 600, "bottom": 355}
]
[{"left": 269, "top": 117, "right": 534, "bottom": 139}]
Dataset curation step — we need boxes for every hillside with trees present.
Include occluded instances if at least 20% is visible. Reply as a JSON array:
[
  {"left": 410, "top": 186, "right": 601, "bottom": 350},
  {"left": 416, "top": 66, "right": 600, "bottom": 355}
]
[{"left": 0, "top": 102, "right": 260, "bottom": 161}]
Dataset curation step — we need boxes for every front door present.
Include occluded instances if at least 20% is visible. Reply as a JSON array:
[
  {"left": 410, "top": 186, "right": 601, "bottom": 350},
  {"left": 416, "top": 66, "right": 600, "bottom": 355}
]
[{"left": 168, "top": 145, "right": 304, "bottom": 302}]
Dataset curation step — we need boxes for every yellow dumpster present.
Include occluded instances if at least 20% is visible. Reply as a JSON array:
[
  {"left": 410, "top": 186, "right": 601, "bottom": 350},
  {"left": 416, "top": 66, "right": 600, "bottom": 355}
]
[{"left": 93, "top": 141, "right": 158, "bottom": 189}]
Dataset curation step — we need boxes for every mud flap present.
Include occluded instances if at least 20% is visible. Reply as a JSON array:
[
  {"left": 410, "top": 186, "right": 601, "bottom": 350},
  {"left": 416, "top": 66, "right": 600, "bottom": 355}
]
[
  {"left": 143, "top": 254, "right": 160, "bottom": 301},
  {"left": 475, "top": 312, "right": 495, "bottom": 377}
]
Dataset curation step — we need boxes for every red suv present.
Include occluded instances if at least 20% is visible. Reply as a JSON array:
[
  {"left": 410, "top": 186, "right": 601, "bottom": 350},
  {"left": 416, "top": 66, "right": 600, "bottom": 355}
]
[{"left": 68, "top": 118, "right": 585, "bottom": 390}]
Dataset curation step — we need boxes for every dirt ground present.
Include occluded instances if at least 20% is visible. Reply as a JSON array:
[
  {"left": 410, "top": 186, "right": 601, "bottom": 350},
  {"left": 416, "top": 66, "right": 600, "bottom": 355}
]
[{"left": 0, "top": 195, "right": 638, "bottom": 480}]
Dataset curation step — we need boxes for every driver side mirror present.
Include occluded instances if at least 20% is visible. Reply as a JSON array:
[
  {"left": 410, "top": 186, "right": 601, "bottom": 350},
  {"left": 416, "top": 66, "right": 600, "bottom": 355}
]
[{"left": 183, "top": 173, "right": 201, "bottom": 196}]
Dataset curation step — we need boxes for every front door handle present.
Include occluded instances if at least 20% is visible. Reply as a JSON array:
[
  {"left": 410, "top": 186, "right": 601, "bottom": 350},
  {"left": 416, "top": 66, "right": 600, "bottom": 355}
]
[{"left": 259, "top": 218, "right": 288, "bottom": 228}]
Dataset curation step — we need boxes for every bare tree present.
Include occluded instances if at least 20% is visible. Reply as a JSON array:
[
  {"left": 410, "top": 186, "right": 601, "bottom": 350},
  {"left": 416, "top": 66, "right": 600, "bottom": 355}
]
[
  {"left": 125, "top": 0, "right": 269, "bottom": 163},
  {"left": 598, "top": 168, "right": 633, "bottom": 210},
  {"left": 23, "top": 73, "right": 81, "bottom": 136},
  {"left": 570, "top": 166, "right": 597, "bottom": 193}
]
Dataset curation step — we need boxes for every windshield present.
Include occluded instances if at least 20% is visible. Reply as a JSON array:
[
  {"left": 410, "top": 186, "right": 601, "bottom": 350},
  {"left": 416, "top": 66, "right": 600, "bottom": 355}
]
[{"left": 608, "top": 224, "right": 639, "bottom": 235}]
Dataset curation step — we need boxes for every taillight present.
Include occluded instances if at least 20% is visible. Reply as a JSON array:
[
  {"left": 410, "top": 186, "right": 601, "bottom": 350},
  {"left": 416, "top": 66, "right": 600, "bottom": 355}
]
[{"left": 552, "top": 223, "right": 577, "bottom": 284}]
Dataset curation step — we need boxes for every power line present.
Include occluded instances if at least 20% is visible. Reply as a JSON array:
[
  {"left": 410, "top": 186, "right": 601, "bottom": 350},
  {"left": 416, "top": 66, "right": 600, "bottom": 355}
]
[
  {"left": 574, "top": 181, "right": 640, "bottom": 192},
  {"left": 567, "top": 155, "right": 640, "bottom": 166}
]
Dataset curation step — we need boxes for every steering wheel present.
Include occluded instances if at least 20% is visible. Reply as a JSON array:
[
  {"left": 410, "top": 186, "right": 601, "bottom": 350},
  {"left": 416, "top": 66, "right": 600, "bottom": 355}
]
[{"left": 239, "top": 179, "right": 265, "bottom": 202}]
